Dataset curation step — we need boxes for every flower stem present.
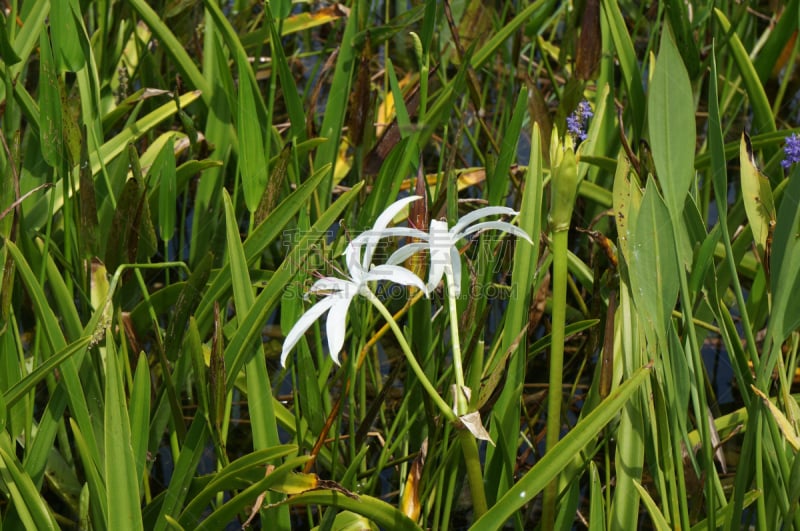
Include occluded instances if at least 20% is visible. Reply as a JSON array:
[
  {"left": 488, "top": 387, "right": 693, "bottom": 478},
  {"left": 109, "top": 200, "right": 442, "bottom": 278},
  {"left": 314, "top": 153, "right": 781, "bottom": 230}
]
[
  {"left": 445, "top": 273, "right": 488, "bottom": 518},
  {"left": 542, "top": 228, "right": 569, "bottom": 528},
  {"left": 363, "top": 290, "right": 456, "bottom": 423},
  {"left": 446, "top": 273, "right": 468, "bottom": 416}
]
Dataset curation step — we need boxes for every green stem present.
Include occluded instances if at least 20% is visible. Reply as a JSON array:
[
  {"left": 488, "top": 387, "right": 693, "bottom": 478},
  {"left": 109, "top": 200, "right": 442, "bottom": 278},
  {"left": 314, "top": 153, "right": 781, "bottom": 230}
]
[
  {"left": 446, "top": 273, "right": 468, "bottom": 416},
  {"left": 542, "top": 227, "right": 569, "bottom": 528},
  {"left": 363, "top": 290, "right": 456, "bottom": 423},
  {"left": 457, "top": 429, "right": 488, "bottom": 517},
  {"left": 444, "top": 272, "right": 488, "bottom": 518}
]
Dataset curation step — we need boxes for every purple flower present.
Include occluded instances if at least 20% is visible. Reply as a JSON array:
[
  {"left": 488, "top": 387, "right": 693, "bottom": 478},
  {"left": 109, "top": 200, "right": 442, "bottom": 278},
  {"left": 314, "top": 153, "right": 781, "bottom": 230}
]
[
  {"left": 782, "top": 133, "right": 800, "bottom": 168},
  {"left": 567, "top": 100, "right": 593, "bottom": 142}
]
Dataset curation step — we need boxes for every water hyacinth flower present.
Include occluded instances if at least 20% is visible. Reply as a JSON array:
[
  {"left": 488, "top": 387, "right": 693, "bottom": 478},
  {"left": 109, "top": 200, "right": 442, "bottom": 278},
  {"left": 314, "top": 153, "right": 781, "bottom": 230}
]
[
  {"left": 782, "top": 133, "right": 800, "bottom": 168},
  {"left": 566, "top": 99, "right": 593, "bottom": 142},
  {"left": 280, "top": 196, "right": 428, "bottom": 366}
]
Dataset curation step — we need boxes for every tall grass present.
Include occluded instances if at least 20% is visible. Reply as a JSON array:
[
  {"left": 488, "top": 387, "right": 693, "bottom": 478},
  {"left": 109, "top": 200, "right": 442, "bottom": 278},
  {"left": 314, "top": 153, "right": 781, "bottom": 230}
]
[{"left": 1, "top": 0, "right": 799, "bottom": 528}]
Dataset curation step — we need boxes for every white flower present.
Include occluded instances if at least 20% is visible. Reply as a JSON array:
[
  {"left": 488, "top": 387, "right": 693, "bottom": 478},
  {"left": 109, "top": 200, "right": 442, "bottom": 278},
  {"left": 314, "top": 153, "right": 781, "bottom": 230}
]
[
  {"left": 380, "top": 206, "right": 533, "bottom": 296},
  {"left": 280, "top": 196, "right": 428, "bottom": 366}
]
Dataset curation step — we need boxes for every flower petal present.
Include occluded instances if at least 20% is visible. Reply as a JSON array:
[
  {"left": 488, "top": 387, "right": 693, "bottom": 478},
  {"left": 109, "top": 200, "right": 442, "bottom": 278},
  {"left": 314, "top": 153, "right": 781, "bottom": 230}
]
[
  {"left": 280, "top": 295, "right": 339, "bottom": 366},
  {"left": 427, "top": 248, "right": 447, "bottom": 293},
  {"left": 386, "top": 242, "right": 428, "bottom": 265},
  {"left": 344, "top": 241, "right": 364, "bottom": 281},
  {"left": 451, "top": 206, "right": 517, "bottom": 235},
  {"left": 352, "top": 227, "right": 428, "bottom": 244},
  {"left": 361, "top": 196, "right": 423, "bottom": 266},
  {"left": 459, "top": 221, "right": 533, "bottom": 243},
  {"left": 309, "top": 277, "right": 353, "bottom": 294},
  {"left": 448, "top": 246, "right": 462, "bottom": 297},
  {"left": 365, "top": 265, "right": 428, "bottom": 293},
  {"left": 372, "top": 195, "right": 423, "bottom": 231},
  {"left": 326, "top": 294, "right": 354, "bottom": 364}
]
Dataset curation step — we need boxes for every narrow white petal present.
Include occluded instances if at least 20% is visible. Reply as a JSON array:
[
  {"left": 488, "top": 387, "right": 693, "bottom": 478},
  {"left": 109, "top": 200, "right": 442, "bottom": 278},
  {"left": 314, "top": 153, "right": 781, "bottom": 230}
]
[
  {"left": 326, "top": 296, "right": 354, "bottom": 364},
  {"left": 428, "top": 220, "right": 455, "bottom": 256},
  {"left": 365, "top": 265, "right": 428, "bottom": 293},
  {"left": 372, "top": 195, "right": 422, "bottom": 231},
  {"left": 386, "top": 242, "right": 428, "bottom": 265},
  {"left": 280, "top": 296, "right": 339, "bottom": 366},
  {"left": 448, "top": 246, "right": 462, "bottom": 297},
  {"left": 451, "top": 206, "right": 518, "bottom": 235},
  {"left": 352, "top": 227, "right": 428, "bottom": 243},
  {"left": 459, "top": 221, "right": 533, "bottom": 243},
  {"left": 344, "top": 242, "right": 363, "bottom": 278},
  {"left": 427, "top": 250, "right": 447, "bottom": 292},
  {"left": 309, "top": 277, "right": 353, "bottom": 294}
]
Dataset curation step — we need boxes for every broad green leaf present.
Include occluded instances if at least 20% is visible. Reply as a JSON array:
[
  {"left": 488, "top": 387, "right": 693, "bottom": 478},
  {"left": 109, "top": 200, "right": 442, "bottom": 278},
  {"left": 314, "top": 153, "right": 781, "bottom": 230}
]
[
  {"left": 38, "top": 28, "right": 63, "bottom": 168},
  {"left": 152, "top": 136, "right": 177, "bottom": 242},
  {"left": 588, "top": 462, "right": 605, "bottom": 531},
  {"left": 612, "top": 153, "right": 640, "bottom": 268},
  {"left": 474, "top": 363, "right": 652, "bottom": 530},
  {"left": 648, "top": 24, "right": 695, "bottom": 218},
  {"left": 50, "top": 0, "right": 84, "bottom": 71},
  {"left": 130, "top": 353, "right": 151, "bottom": 491},
  {"left": 627, "top": 181, "right": 679, "bottom": 341},
  {"left": 104, "top": 335, "right": 143, "bottom": 530},
  {"left": 0, "top": 12, "right": 20, "bottom": 65},
  {"left": 739, "top": 133, "right": 776, "bottom": 259},
  {"left": 769, "top": 164, "right": 800, "bottom": 342},
  {"left": 235, "top": 51, "right": 268, "bottom": 213}
]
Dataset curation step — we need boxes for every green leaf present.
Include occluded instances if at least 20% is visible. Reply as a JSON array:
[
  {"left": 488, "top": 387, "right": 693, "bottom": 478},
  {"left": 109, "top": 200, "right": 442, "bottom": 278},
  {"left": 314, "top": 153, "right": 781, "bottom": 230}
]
[
  {"left": 713, "top": 9, "right": 776, "bottom": 139},
  {"left": 648, "top": 24, "right": 695, "bottom": 218},
  {"left": 265, "top": 5, "right": 306, "bottom": 141},
  {"left": 486, "top": 119, "right": 544, "bottom": 502},
  {"left": 473, "top": 363, "right": 653, "bottom": 530},
  {"left": 633, "top": 480, "right": 672, "bottom": 530},
  {"left": 739, "top": 133, "right": 776, "bottom": 259},
  {"left": 627, "top": 181, "right": 679, "bottom": 340},
  {"left": 284, "top": 491, "right": 421, "bottom": 531},
  {"left": 104, "top": 335, "right": 144, "bottom": 530},
  {"left": 165, "top": 252, "right": 214, "bottom": 362},
  {"left": 50, "top": 0, "right": 84, "bottom": 71},
  {"left": 769, "top": 165, "right": 800, "bottom": 342},
  {"left": 152, "top": 136, "right": 177, "bottom": 242},
  {"left": 0, "top": 13, "right": 21, "bottom": 65},
  {"left": 235, "top": 52, "right": 269, "bottom": 213},
  {"left": 130, "top": 353, "right": 151, "bottom": 492},
  {"left": 600, "top": 0, "right": 645, "bottom": 140},
  {"left": 0, "top": 439, "right": 58, "bottom": 530},
  {"left": 38, "top": 28, "right": 63, "bottom": 168},
  {"left": 223, "top": 182, "right": 364, "bottom": 389}
]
